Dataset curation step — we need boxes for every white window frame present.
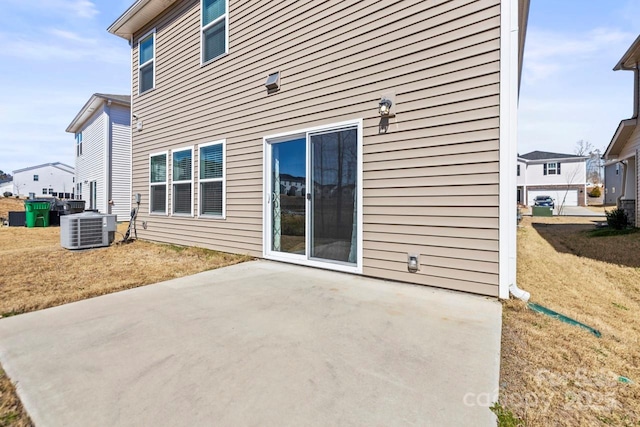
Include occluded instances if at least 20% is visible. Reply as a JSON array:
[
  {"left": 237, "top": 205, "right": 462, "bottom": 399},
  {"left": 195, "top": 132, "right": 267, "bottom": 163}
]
[
  {"left": 138, "top": 28, "right": 156, "bottom": 94},
  {"left": 171, "top": 146, "right": 194, "bottom": 217},
  {"left": 546, "top": 162, "right": 558, "bottom": 175},
  {"left": 149, "top": 151, "right": 168, "bottom": 215},
  {"left": 33, "top": 174, "right": 39, "bottom": 181},
  {"left": 76, "top": 132, "right": 83, "bottom": 156},
  {"left": 197, "top": 139, "right": 226, "bottom": 219},
  {"left": 200, "top": 0, "right": 229, "bottom": 65}
]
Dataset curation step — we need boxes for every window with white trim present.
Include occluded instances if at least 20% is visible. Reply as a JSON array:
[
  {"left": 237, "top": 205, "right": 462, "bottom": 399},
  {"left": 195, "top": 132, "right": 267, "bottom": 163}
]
[
  {"left": 42, "top": 188, "right": 47, "bottom": 195},
  {"left": 201, "top": 0, "right": 228, "bottom": 64},
  {"left": 76, "top": 132, "right": 82, "bottom": 156},
  {"left": 199, "top": 140, "right": 225, "bottom": 217},
  {"left": 138, "top": 30, "right": 155, "bottom": 94},
  {"left": 33, "top": 174, "right": 39, "bottom": 181},
  {"left": 172, "top": 148, "right": 193, "bottom": 215},
  {"left": 544, "top": 162, "right": 561, "bottom": 175},
  {"left": 150, "top": 153, "right": 167, "bottom": 214}
]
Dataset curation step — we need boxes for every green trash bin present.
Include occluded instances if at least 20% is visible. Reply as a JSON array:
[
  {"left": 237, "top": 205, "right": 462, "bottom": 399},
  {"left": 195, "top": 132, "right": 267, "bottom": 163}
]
[
  {"left": 532, "top": 206, "right": 553, "bottom": 217},
  {"left": 25, "top": 201, "right": 51, "bottom": 228}
]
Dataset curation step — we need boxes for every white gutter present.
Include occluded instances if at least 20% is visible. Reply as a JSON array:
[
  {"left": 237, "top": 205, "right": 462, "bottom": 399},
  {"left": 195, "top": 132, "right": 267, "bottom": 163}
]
[{"left": 498, "top": 0, "right": 519, "bottom": 299}]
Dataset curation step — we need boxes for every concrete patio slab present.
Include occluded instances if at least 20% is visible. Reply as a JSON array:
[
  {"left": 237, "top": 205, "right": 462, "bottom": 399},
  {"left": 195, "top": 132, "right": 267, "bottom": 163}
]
[{"left": 0, "top": 260, "right": 502, "bottom": 426}]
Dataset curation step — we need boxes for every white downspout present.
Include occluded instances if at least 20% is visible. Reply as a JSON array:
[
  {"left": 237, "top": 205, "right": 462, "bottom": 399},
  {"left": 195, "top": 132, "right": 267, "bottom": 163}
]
[{"left": 509, "top": 283, "right": 530, "bottom": 302}]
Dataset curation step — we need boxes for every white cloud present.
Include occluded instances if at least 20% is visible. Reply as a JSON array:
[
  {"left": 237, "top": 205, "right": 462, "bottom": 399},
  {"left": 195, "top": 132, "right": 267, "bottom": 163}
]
[
  {"left": 523, "top": 27, "right": 635, "bottom": 82},
  {"left": 64, "top": 0, "right": 99, "bottom": 19},
  {"left": 0, "top": 30, "right": 127, "bottom": 64}
]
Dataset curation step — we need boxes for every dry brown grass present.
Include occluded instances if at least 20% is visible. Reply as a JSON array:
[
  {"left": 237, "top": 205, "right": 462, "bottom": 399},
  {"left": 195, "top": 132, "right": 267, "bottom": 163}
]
[
  {"left": 500, "top": 216, "right": 640, "bottom": 426},
  {"left": 0, "top": 198, "right": 250, "bottom": 425},
  {"left": 0, "top": 197, "right": 24, "bottom": 220}
]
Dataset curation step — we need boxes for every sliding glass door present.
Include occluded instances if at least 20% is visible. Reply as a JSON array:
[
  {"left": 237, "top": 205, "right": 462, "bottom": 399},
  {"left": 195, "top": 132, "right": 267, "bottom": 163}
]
[
  {"left": 265, "top": 122, "right": 361, "bottom": 272},
  {"left": 310, "top": 128, "right": 358, "bottom": 264}
]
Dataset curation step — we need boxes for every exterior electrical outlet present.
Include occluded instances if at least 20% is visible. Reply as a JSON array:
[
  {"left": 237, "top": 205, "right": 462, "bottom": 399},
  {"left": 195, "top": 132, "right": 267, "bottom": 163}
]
[{"left": 407, "top": 254, "right": 419, "bottom": 273}]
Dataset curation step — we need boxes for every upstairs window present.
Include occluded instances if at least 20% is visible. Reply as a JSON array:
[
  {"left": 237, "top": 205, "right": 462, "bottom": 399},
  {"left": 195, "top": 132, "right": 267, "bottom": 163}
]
[
  {"left": 201, "top": 0, "right": 228, "bottom": 64},
  {"left": 138, "top": 30, "right": 155, "bottom": 94},
  {"left": 199, "top": 140, "right": 225, "bottom": 217},
  {"left": 172, "top": 148, "right": 193, "bottom": 216},
  {"left": 517, "top": 164, "right": 520, "bottom": 176},
  {"left": 544, "top": 162, "right": 561, "bottom": 175},
  {"left": 33, "top": 174, "right": 39, "bottom": 181},
  {"left": 150, "top": 152, "right": 168, "bottom": 214},
  {"left": 42, "top": 188, "right": 47, "bottom": 195},
  {"left": 76, "top": 132, "right": 83, "bottom": 156}
]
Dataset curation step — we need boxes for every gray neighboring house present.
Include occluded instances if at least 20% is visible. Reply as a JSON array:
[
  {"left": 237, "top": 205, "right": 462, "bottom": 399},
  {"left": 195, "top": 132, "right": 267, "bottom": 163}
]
[
  {"left": 604, "top": 35, "right": 640, "bottom": 226},
  {"left": 106, "top": 0, "right": 530, "bottom": 298},
  {"left": 603, "top": 161, "right": 623, "bottom": 205},
  {"left": 66, "top": 94, "right": 132, "bottom": 220}
]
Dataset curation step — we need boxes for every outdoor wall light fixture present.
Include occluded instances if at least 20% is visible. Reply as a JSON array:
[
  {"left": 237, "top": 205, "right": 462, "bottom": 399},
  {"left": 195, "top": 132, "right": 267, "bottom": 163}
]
[{"left": 379, "top": 98, "right": 393, "bottom": 116}]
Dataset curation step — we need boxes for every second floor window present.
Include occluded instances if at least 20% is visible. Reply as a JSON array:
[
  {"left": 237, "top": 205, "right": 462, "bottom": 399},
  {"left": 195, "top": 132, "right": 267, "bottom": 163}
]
[
  {"left": 202, "top": 0, "right": 228, "bottom": 63},
  {"left": 33, "top": 174, "right": 39, "bottom": 181},
  {"left": 76, "top": 132, "right": 82, "bottom": 156},
  {"left": 544, "top": 162, "right": 561, "bottom": 175},
  {"left": 517, "top": 164, "right": 520, "bottom": 176},
  {"left": 139, "top": 30, "right": 155, "bottom": 94}
]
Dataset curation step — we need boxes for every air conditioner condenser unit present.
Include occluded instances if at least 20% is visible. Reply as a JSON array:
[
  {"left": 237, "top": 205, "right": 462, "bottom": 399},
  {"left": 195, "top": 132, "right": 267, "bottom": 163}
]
[{"left": 60, "top": 212, "right": 117, "bottom": 250}]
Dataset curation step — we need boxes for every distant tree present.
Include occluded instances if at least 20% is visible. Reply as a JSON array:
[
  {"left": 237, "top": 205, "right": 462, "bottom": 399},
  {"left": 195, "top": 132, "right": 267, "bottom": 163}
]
[{"left": 574, "top": 140, "right": 593, "bottom": 156}]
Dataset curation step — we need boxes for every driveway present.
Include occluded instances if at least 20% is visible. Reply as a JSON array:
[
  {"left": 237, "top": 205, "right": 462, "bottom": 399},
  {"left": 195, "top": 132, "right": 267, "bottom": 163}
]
[
  {"left": 558, "top": 206, "right": 605, "bottom": 217},
  {"left": 0, "top": 261, "right": 501, "bottom": 426}
]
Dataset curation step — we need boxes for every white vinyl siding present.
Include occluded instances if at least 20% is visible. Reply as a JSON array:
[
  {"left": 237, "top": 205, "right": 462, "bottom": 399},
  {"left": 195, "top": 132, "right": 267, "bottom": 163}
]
[
  {"left": 138, "top": 29, "right": 155, "bottom": 94},
  {"left": 198, "top": 140, "right": 226, "bottom": 218},
  {"left": 75, "top": 109, "right": 106, "bottom": 211},
  {"left": 110, "top": 104, "right": 132, "bottom": 219},
  {"left": 150, "top": 152, "right": 168, "bottom": 214},
  {"left": 13, "top": 164, "right": 74, "bottom": 198},
  {"left": 201, "top": 0, "right": 229, "bottom": 64}
]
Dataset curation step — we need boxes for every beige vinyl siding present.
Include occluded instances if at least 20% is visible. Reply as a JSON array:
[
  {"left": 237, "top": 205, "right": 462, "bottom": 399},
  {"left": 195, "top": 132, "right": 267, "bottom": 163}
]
[{"left": 129, "top": 0, "right": 502, "bottom": 296}]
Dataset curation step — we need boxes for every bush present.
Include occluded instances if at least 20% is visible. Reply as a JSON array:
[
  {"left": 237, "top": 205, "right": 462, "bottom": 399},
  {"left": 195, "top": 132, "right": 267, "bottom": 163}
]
[
  {"left": 589, "top": 186, "right": 601, "bottom": 198},
  {"left": 605, "top": 208, "right": 630, "bottom": 230},
  {"left": 3, "top": 191, "right": 12, "bottom": 197}
]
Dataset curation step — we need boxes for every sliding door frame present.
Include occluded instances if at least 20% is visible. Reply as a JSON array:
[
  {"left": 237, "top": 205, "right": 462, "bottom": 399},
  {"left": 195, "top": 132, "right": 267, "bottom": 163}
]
[{"left": 262, "top": 119, "right": 363, "bottom": 274}]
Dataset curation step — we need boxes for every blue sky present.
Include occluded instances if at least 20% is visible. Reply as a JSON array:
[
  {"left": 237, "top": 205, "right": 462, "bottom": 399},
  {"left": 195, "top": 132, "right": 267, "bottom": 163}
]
[
  {"left": 518, "top": 0, "right": 640, "bottom": 156},
  {"left": 0, "top": 0, "right": 132, "bottom": 174},
  {"left": 0, "top": 1, "right": 639, "bottom": 174}
]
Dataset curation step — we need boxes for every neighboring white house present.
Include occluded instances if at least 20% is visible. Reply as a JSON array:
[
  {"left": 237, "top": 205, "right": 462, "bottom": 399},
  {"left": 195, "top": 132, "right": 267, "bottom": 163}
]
[
  {"left": 0, "top": 180, "right": 13, "bottom": 195},
  {"left": 12, "top": 163, "right": 75, "bottom": 198},
  {"left": 517, "top": 151, "right": 588, "bottom": 207},
  {"left": 66, "top": 93, "right": 131, "bottom": 220}
]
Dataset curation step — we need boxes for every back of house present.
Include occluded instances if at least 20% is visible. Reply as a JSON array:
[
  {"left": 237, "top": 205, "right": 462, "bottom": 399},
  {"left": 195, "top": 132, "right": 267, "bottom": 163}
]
[{"left": 109, "top": 0, "right": 529, "bottom": 298}]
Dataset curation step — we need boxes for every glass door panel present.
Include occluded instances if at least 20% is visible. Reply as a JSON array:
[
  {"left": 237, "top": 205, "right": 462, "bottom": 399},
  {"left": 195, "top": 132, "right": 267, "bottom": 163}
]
[
  {"left": 271, "top": 138, "right": 306, "bottom": 255},
  {"left": 310, "top": 128, "right": 358, "bottom": 264}
]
